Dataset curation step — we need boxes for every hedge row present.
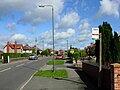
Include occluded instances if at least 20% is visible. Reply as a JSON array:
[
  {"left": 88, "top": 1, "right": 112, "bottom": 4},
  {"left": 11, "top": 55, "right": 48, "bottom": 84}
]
[{"left": 0, "top": 53, "right": 31, "bottom": 59}]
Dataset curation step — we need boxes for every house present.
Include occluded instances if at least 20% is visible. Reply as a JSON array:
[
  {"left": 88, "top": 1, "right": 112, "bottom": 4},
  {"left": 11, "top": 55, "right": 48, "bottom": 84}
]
[
  {"left": 4, "top": 41, "right": 23, "bottom": 53},
  {"left": 0, "top": 50, "right": 4, "bottom": 54},
  {"left": 23, "top": 44, "right": 32, "bottom": 53},
  {"left": 32, "top": 45, "right": 42, "bottom": 54},
  {"left": 4, "top": 41, "right": 32, "bottom": 53},
  {"left": 58, "top": 49, "right": 65, "bottom": 55},
  {"left": 50, "top": 49, "right": 53, "bottom": 54}
]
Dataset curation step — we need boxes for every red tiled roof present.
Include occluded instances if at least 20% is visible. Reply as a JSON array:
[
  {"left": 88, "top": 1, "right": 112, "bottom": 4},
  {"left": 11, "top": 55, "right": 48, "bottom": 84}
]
[
  {"left": 0, "top": 50, "right": 4, "bottom": 54},
  {"left": 23, "top": 44, "right": 32, "bottom": 50}
]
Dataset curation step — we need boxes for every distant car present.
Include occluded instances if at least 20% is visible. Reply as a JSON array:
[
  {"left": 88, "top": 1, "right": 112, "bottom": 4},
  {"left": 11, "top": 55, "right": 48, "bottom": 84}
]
[
  {"left": 90, "top": 56, "right": 96, "bottom": 61},
  {"left": 56, "top": 54, "right": 63, "bottom": 59},
  {"left": 29, "top": 54, "right": 38, "bottom": 60}
]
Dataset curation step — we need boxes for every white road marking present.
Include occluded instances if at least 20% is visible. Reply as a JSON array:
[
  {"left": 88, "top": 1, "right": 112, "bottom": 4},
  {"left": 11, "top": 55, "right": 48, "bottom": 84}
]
[
  {"left": 19, "top": 70, "right": 38, "bottom": 90},
  {"left": 27, "top": 61, "right": 33, "bottom": 64},
  {"left": 0, "top": 68, "right": 11, "bottom": 73},
  {"left": 16, "top": 64, "right": 25, "bottom": 67}
]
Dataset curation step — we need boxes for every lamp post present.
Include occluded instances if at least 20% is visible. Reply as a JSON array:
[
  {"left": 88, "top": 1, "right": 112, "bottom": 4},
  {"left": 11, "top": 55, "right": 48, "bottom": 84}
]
[
  {"left": 35, "top": 38, "right": 37, "bottom": 55},
  {"left": 39, "top": 5, "right": 55, "bottom": 72}
]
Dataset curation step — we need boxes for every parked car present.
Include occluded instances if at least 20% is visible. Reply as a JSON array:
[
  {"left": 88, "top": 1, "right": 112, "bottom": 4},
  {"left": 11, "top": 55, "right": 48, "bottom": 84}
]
[
  {"left": 56, "top": 54, "right": 63, "bottom": 59},
  {"left": 90, "top": 56, "right": 96, "bottom": 61},
  {"left": 29, "top": 54, "right": 38, "bottom": 60}
]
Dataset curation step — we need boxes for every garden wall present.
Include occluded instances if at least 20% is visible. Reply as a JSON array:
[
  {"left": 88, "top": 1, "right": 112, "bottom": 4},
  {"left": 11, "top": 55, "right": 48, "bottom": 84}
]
[{"left": 82, "top": 61, "right": 111, "bottom": 90}]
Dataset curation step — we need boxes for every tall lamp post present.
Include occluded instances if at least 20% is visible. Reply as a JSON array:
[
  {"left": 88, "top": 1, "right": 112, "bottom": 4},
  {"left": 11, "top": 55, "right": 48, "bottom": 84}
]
[{"left": 39, "top": 5, "right": 55, "bottom": 72}]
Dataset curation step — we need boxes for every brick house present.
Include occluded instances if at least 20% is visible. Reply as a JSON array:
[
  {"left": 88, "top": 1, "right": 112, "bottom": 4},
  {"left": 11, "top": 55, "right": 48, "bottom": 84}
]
[
  {"left": 23, "top": 44, "right": 32, "bottom": 53},
  {"left": 58, "top": 49, "right": 65, "bottom": 55},
  {"left": 4, "top": 41, "right": 32, "bottom": 53}
]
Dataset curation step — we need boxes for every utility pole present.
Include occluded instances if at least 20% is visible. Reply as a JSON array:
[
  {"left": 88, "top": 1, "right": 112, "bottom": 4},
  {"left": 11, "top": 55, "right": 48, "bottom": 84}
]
[
  {"left": 98, "top": 33, "right": 102, "bottom": 88},
  {"left": 35, "top": 38, "right": 37, "bottom": 55},
  {"left": 67, "top": 40, "right": 68, "bottom": 57},
  {"left": 43, "top": 40, "right": 44, "bottom": 51},
  {"left": 39, "top": 5, "right": 55, "bottom": 72}
]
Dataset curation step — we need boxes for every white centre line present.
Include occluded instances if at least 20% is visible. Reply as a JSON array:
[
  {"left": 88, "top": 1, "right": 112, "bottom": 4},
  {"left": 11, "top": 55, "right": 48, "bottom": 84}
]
[
  {"left": 16, "top": 63, "right": 25, "bottom": 67},
  {"left": 0, "top": 68, "right": 11, "bottom": 73},
  {"left": 27, "top": 61, "right": 33, "bottom": 64}
]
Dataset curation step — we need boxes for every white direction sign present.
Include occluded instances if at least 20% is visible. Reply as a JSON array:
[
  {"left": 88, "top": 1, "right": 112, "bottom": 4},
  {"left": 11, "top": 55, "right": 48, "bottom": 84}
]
[{"left": 92, "top": 28, "right": 99, "bottom": 40}]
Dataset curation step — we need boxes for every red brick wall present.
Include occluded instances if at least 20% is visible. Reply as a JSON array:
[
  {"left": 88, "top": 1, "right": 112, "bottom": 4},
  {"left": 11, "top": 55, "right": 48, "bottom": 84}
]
[
  {"left": 110, "top": 64, "right": 120, "bottom": 90},
  {"left": 14, "top": 41, "right": 17, "bottom": 53},
  {"left": 82, "top": 61, "right": 111, "bottom": 90},
  {"left": 7, "top": 42, "right": 10, "bottom": 53}
]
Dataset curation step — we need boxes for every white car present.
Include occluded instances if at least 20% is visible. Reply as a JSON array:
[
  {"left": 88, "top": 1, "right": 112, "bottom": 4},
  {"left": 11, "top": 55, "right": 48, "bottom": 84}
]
[{"left": 29, "top": 54, "right": 38, "bottom": 60}]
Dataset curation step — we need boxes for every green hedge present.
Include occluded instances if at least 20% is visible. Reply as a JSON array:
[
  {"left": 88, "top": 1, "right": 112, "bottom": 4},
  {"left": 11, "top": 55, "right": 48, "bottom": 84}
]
[{"left": 1, "top": 53, "right": 31, "bottom": 58}]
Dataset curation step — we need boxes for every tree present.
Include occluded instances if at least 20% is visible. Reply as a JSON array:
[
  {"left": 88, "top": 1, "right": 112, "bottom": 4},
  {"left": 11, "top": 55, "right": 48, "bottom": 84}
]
[
  {"left": 112, "top": 32, "right": 120, "bottom": 63},
  {"left": 41, "top": 49, "right": 50, "bottom": 56},
  {"left": 95, "top": 22, "right": 113, "bottom": 65},
  {"left": 32, "top": 48, "right": 36, "bottom": 54},
  {"left": 79, "top": 50, "right": 87, "bottom": 57},
  {"left": 73, "top": 52, "right": 80, "bottom": 64}
]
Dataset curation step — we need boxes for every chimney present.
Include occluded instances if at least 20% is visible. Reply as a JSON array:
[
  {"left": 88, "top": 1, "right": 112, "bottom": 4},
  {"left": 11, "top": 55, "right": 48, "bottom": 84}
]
[
  {"left": 14, "top": 41, "right": 17, "bottom": 53},
  {"left": 7, "top": 41, "right": 10, "bottom": 53}
]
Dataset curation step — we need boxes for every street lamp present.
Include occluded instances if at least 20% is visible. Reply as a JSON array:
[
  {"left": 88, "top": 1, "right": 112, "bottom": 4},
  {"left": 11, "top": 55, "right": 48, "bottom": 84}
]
[{"left": 39, "top": 5, "right": 55, "bottom": 72}]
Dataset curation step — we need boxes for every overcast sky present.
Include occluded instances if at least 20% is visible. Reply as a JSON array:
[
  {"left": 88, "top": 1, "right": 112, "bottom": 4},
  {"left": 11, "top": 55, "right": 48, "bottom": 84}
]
[{"left": 0, "top": 0, "right": 120, "bottom": 50}]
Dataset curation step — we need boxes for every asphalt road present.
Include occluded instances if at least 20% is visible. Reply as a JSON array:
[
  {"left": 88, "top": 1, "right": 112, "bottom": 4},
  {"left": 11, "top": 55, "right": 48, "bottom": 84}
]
[{"left": 0, "top": 56, "right": 51, "bottom": 90}]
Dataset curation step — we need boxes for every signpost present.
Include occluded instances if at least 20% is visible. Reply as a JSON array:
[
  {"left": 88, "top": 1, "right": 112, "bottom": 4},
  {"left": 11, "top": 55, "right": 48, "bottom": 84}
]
[
  {"left": 92, "top": 28, "right": 99, "bottom": 40},
  {"left": 92, "top": 28, "right": 102, "bottom": 88}
]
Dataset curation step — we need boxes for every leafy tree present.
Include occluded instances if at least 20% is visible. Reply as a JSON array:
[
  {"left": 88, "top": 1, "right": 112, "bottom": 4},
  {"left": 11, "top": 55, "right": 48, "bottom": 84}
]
[
  {"left": 73, "top": 52, "right": 80, "bottom": 64},
  {"left": 32, "top": 48, "right": 36, "bottom": 54},
  {"left": 112, "top": 32, "right": 120, "bottom": 62},
  {"left": 79, "top": 50, "right": 87, "bottom": 57},
  {"left": 40, "top": 49, "right": 50, "bottom": 56},
  {"left": 95, "top": 22, "right": 113, "bottom": 65},
  {"left": 67, "top": 50, "right": 73, "bottom": 58},
  {"left": 74, "top": 48, "right": 79, "bottom": 52},
  {"left": 89, "top": 46, "right": 95, "bottom": 56}
]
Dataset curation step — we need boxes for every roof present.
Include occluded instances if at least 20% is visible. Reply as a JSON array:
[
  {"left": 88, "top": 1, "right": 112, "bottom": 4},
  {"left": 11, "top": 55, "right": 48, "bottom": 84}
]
[
  {"left": 32, "top": 45, "right": 42, "bottom": 51},
  {"left": 4, "top": 41, "right": 23, "bottom": 49},
  {"left": 0, "top": 50, "right": 4, "bottom": 54},
  {"left": 23, "top": 44, "right": 32, "bottom": 50}
]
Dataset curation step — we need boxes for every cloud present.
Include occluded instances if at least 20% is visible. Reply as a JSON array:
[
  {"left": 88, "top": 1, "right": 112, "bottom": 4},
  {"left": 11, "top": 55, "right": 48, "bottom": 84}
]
[
  {"left": 56, "top": 11, "right": 80, "bottom": 29},
  {"left": 97, "top": 0, "right": 120, "bottom": 18},
  {"left": 28, "top": 27, "right": 37, "bottom": 34},
  {"left": 0, "top": 0, "right": 64, "bottom": 25},
  {"left": 5, "top": 22, "right": 16, "bottom": 31},
  {"left": 55, "top": 28, "right": 75, "bottom": 40},
  {"left": 76, "top": 19, "right": 91, "bottom": 42},
  {"left": 11, "top": 34, "right": 27, "bottom": 42},
  {"left": 40, "top": 28, "right": 75, "bottom": 47},
  {"left": 78, "top": 19, "right": 90, "bottom": 34}
]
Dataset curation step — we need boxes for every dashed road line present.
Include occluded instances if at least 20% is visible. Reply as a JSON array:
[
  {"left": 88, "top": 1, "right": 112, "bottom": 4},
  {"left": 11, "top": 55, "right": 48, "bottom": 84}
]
[
  {"left": 16, "top": 64, "right": 25, "bottom": 67},
  {"left": 0, "top": 68, "right": 11, "bottom": 73}
]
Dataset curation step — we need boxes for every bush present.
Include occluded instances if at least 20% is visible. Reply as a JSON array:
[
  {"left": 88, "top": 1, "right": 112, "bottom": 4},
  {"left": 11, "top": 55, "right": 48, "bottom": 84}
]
[{"left": 2, "top": 53, "right": 31, "bottom": 58}]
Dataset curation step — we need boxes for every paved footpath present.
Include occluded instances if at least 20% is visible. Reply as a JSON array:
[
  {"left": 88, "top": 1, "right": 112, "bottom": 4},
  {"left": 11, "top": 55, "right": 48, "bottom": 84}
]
[{"left": 21, "top": 62, "right": 98, "bottom": 90}]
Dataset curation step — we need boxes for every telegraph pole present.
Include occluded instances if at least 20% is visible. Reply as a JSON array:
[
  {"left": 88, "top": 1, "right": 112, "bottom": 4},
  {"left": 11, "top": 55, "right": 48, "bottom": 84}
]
[{"left": 98, "top": 33, "right": 102, "bottom": 88}]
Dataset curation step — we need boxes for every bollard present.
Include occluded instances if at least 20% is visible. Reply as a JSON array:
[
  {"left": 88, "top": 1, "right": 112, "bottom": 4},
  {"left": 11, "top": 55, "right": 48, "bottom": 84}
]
[{"left": 8, "top": 56, "right": 10, "bottom": 63}]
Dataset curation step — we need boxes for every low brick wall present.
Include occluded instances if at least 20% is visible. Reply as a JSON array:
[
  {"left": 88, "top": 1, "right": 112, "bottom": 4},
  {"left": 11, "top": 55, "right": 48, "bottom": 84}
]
[{"left": 82, "top": 61, "right": 111, "bottom": 90}]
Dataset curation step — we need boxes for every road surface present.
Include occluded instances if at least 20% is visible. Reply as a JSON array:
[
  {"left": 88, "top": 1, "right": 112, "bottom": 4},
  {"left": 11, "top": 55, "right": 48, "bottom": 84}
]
[{"left": 0, "top": 56, "right": 51, "bottom": 90}]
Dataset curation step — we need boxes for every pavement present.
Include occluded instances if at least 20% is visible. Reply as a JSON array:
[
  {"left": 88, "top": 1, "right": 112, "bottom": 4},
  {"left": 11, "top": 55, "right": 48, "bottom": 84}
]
[{"left": 21, "top": 60, "right": 99, "bottom": 90}]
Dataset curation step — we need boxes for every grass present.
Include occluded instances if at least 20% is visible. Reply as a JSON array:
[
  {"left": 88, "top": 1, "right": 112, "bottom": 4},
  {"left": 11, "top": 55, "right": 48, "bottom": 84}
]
[
  {"left": 47, "top": 60, "right": 64, "bottom": 65},
  {"left": 34, "top": 69, "right": 68, "bottom": 78}
]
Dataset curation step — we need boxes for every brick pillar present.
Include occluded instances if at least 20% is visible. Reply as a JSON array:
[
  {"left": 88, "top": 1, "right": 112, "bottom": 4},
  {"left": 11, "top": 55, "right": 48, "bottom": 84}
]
[
  {"left": 110, "top": 64, "right": 120, "bottom": 90},
  {"left": 7, "top": 41, "right": 10, "bottom": 53},
  {"left": 14, "top": 41, "right": 17, "bottom": 53}
]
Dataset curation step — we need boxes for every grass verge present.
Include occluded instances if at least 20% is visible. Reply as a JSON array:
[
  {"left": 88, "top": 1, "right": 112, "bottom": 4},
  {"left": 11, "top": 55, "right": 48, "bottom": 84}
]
[
  {"left": 34, "top": 69, "right": 68, "bottom": 78},
  {"left": 47, "top": 60, "right": 64, "bottom": 65}
]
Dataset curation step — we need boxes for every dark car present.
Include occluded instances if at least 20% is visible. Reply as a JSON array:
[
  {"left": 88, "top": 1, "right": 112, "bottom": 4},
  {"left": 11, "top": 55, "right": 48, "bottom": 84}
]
[
  {"left": 29, "top": 54, "right": 38, "bottom": 60},
  {"left": 56, "top": 54, "right": 63, "bottom": 59}
]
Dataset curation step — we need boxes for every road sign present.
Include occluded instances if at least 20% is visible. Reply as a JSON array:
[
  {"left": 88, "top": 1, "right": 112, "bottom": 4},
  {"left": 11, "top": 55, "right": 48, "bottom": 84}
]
[{"left": 92, "top": 28, "right": 99, "bottom": 40}]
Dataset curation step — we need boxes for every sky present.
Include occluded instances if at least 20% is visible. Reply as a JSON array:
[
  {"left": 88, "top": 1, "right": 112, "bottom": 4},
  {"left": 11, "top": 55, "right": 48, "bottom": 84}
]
[{"left": 0, "top": 0, "right": 120, "bottom": 51}]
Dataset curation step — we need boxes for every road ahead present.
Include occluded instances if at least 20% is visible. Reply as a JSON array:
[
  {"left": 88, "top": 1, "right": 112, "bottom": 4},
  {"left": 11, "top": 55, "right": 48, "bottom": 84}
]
[{"left": 0, "top": 56, "right": 51, "bottom": 90}]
